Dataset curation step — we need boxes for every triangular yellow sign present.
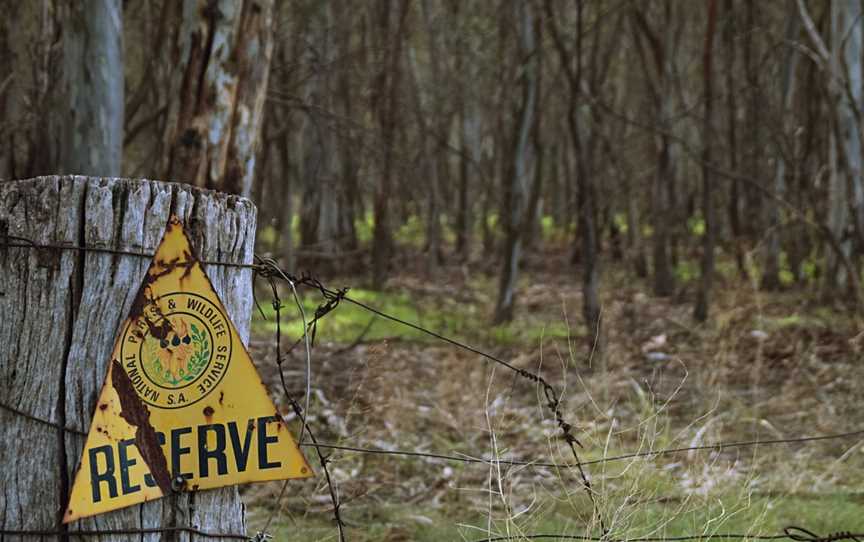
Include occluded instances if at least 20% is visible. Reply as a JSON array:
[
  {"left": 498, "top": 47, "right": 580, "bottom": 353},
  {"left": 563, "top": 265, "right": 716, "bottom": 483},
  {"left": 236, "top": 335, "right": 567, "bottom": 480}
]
[{"left": 64, "top": 216, "right": 312, "bottom": 523}]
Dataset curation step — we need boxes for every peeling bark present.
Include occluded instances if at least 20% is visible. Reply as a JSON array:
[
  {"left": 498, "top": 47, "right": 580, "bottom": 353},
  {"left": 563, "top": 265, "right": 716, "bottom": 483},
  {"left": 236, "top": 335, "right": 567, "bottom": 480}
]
[{"left": 161, "top": 0, "right": 274, "bottom": 197}]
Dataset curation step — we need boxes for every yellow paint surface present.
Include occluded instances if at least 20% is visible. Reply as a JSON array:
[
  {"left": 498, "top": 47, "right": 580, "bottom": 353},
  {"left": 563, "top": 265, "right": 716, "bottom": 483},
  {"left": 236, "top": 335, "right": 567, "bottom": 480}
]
[{"left": 64, "top": 216, "right": 312, "bottom": 523}]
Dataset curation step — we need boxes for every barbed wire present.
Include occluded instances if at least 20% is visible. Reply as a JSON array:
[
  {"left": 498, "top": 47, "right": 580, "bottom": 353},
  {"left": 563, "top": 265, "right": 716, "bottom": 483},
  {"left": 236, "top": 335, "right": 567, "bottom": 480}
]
[
  {"left": 471, "top": 527, "right": 863, "bottom": 542},
  {"left": 2, "top": 398, "right": 861, "bottom": 471},
  {"left": 293, "top": 428, "right": 864, "bottom": 469},
  {"left": 260, "top": 268, "right": 347, "bottom": 542},
  {"left": 0, "top": 235, "right": 257, "bottom": 268},
  {"left": 254, "top": 258, "right": 608, "bottom": 533},
  {"left": 2, "top": 237, "right": 863, "bottom": 541},
  {"left": 0, "top": 525, "right": 248, "bottom": 539}
]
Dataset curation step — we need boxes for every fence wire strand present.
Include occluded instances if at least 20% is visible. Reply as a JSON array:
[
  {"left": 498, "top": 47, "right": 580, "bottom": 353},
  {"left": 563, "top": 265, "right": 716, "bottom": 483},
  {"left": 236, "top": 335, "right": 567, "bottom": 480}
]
[
  {"left": 254, "top": 258, "right": 608, "bottom": 533},
  {"left": 1, "top": 237, "right": 862, "bottom": 541},
  {"left": 1, "top": 399, "right": 861, "bottom": 471}
]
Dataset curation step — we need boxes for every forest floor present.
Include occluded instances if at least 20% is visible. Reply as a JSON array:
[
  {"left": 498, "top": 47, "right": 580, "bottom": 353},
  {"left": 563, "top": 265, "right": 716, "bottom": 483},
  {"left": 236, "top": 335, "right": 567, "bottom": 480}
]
[{"left": 239, "top": 248, "right": 864, "bottom": 541}]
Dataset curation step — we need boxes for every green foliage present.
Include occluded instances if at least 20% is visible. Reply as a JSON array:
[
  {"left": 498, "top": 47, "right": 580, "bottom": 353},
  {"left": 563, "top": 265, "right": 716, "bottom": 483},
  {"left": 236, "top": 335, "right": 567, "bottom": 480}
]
[
  {"left": 802, "top": 259, "right": 818, "bottom": 280},
  {"left": 674, "top": 259, "right": 699, "bottom": 282},
  {"left": 540, "top": 214, "right": 573, "bottom": 242},
  {"left": 355, "top": 211, "right": 375, "bottom": 244},
  {"left": 256, "top": 224, "right": 279, "bottom": 251},
  {"left": 687, "top": 214, "right": 706, "bottom": 237},
  {"left": 613, "top": 212, "right": 629, "bottom": 234},
  {"left": 485, "top": 212, "right": 499, "bottom": 232},
  {"left": 394, "top": 214, "right": 425, "bottom": 248},
  {"left": 541, "top": 214, "right": 556, "bottom": 239},
  {"left": 186, "top": 323, "right": 210, "bottom": 377}
]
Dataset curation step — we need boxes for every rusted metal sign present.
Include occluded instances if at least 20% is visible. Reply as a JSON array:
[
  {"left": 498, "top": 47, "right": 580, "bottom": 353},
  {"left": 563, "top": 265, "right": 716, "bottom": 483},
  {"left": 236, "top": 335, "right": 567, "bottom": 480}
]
[{"left": 64, "top": 216, "right": 312, "bottom": 522}]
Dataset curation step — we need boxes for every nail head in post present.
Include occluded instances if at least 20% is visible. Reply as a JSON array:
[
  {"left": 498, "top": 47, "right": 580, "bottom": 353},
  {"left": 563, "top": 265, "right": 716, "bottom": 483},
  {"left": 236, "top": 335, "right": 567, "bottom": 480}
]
[{"left": 171, "top": 475, "right": 187, "bottom": 492}]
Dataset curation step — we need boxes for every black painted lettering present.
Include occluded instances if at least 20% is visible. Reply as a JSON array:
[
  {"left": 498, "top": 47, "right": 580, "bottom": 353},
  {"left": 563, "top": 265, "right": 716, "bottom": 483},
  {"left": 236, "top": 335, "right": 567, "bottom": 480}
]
[
  {"left": 171, "top": 427, "right": 193, "bottom": 480},
  {"left": 118, "top": 439, "right": 141, "bottom": 495},
  {"left": 198, "top": 424, "right": 228, "bottom": 477},
  {"left": 228, "top": 421, "right": 254, "bottom": 471},
  {"left": 89, "top": 445, "right": 117, "bottom": 503},
  {"left": 257, "top": 416, "right": 281, "bottom": 469}
]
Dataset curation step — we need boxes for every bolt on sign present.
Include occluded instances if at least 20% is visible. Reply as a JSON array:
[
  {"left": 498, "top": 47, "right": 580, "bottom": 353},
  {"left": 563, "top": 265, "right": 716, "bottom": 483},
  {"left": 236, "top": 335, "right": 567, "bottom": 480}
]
[{"left": 64, "top": 216, "right": 312, "bottom": 522}]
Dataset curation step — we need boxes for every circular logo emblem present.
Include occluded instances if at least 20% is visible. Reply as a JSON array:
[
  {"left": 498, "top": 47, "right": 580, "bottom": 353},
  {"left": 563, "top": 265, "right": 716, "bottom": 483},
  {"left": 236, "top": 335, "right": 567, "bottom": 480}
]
[{"left": 120, "top": 292, "right": 232, "bottom": 409}]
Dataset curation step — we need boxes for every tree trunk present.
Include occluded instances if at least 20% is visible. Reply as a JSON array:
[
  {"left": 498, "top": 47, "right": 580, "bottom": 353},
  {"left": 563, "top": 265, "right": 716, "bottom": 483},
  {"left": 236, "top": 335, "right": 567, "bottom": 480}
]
[
  {"left": 371, "top": 0, "right": 409, "bottom": 289},
  {"left": 821, "top": 0, "right": 863, "bottom": 295},
  {"left": 625, "top": 174, "right": 648, "bottom": 277},
  {"left": 762, "top": 1, "right": 800, "bottom": 291},
  {"left": 0, "top": 176, "right": 253, "bottom": 540},
  {"left": 455, "top": 107, "right": 476, "bottom": 260},
  {"left": 743, "top": 0, "right": 763, "bottom": 240},
  {"left": 51, "top": 0, "right": 123, "bottom": 176},
  {"left": 724, "top": 0, "right": 746, "bottom": 278},
  {"left": 493, "top": 1, "right": 537, "bottom": 324},
  {"left": 278, "top": 129, "right": 296, "bottom": 273},
  {"left": 694, "top": 0, "right": 718, "bottom": 322},
  {"left": 655, "top": 1, "right": 678, "bottom": 298},
  {"left": 545, "top": 0, "right": 602, "bottom": 340},
  {"left": 160, "top": 0, "right": 274, "bottom": 197}
]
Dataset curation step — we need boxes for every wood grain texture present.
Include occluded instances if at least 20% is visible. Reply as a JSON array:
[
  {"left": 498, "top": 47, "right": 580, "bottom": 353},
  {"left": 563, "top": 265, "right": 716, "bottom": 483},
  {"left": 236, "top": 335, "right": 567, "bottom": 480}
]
[{"left": 0, "top": 176, "right": 256, "bottom": 541}]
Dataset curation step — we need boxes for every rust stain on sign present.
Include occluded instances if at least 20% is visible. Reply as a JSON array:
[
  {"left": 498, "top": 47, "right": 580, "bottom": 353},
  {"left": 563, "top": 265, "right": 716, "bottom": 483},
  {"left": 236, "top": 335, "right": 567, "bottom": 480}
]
[
  {"left": 110, "top": 359, "right": 172, "bottom": 494},
  {"left": 63, "top": 216, "right": 312, "bottom": 523}
]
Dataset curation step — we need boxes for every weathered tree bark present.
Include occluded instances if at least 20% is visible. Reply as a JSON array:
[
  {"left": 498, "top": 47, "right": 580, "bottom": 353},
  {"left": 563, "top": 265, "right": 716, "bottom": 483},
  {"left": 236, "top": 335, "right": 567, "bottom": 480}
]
[
  {"left": 1, "top": 0, "right": 61, "bottom": 179},
  {"left": 51, "top": 0, "right": 124, "bottom": 176},
  {"left": 0, "top": 0, "right": 16, "bottom": 178},
  {"left": 0, "top": 176, "right": 253, "bottom": 540},
  {"left": 160, "top": 0, "right": 274, "bottom": 197}
]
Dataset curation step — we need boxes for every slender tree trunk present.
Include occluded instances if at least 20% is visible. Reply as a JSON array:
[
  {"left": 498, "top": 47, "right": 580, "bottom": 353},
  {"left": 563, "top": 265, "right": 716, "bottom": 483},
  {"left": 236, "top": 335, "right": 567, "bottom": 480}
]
[
  {"left": 694, "top": 0, "right": 718, "bottom": 321},
  {"left": 494, "top": 1, "right": 537, "bottom": 323},
  {"left": 762, "top": 1, "right": 800, "bottom": 291},
  {"left": 371, "top": 0, "right": 409, "bottom": 289},
  {"left": 626, "top": 175, "right": 648, "bottom": 277},
  {"left": 546, "top": 0, "right": 601, "bottom": 338},
  {"left": 455, "top": 106, "right": 477, "bottom": 260},
  {"left": 656, "top": 2, "right": 677, "bottom": 297},
  {"left": 724, "top": 0, "right": 746, "bottom": 278},
  {"left": 523, "top": 43, "right": 545, "bottom": 252},
  {"left": 743, "top": 0, "right": 763, "bottom": 240},
  {"left": 278, "top": 129, "right": 296, "bottom": 273}
]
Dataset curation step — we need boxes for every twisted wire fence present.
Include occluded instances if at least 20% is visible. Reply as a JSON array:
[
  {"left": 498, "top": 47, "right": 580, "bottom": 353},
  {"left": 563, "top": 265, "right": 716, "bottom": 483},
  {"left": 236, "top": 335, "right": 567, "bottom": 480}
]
[{"left": 0, "top": 236, "right": 862, "bottom": 542}]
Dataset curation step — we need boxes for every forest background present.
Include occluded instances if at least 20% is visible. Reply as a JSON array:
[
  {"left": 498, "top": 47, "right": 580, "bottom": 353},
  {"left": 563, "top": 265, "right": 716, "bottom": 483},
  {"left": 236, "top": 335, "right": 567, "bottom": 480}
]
[{"left": 2, "top": 0, "right": 864, "bottom": 540}]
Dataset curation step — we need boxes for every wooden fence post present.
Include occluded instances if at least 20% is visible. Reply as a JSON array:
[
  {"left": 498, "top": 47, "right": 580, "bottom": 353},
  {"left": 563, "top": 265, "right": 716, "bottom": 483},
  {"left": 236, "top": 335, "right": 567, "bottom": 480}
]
[{"left": 0, "top": 176, "right": 256, "bottom": 540}]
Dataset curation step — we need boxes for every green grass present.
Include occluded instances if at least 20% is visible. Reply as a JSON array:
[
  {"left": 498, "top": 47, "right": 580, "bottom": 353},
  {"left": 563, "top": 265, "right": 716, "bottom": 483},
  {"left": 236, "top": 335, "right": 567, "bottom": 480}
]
[
  {"left": 245, "top": 254, "right": 864, "bottom": 540},
  {"left": 246, "top": 492, "right": 864, "bottom": 541},
  {"left": 253, "top": 287, "right": 467, "bottom": 343},
  {"left": 252, "top": 286, "right": 576, "bottom": 347}
]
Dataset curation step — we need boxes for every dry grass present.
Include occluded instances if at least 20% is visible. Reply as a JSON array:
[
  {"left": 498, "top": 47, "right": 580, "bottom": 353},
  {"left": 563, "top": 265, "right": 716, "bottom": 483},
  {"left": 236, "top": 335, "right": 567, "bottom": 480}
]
[{"left": 241, "top": 253, "right": 864, "bottom": 540}]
